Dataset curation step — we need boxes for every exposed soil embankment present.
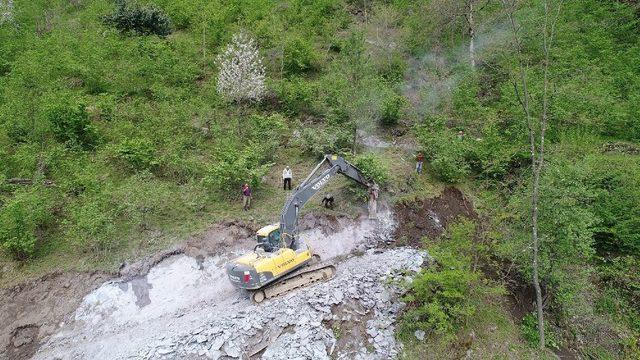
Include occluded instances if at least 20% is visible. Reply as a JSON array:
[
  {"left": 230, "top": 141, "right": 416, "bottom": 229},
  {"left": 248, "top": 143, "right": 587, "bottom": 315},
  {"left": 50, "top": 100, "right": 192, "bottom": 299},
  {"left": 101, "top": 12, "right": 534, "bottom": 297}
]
[
  {"left": 394, "top": 187, "right": 478, "bottom": 245},
  {"left": 0, "top": 271, "right": 111, "bottom": 360}
]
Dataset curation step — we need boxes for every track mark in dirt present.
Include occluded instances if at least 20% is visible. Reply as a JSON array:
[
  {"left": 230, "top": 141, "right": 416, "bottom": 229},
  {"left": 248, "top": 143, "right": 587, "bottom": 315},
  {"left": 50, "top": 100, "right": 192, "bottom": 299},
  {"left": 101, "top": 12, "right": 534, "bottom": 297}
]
[{"left": 394, "top": 187, "right": 477, "bottom": 246}]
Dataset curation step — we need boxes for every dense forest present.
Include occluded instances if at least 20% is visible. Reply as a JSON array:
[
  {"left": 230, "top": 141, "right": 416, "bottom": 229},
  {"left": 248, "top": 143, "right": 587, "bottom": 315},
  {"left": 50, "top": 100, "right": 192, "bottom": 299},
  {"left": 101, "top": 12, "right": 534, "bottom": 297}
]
[{"left": 1, "top": 0, "right": 639, "bottom": 358}]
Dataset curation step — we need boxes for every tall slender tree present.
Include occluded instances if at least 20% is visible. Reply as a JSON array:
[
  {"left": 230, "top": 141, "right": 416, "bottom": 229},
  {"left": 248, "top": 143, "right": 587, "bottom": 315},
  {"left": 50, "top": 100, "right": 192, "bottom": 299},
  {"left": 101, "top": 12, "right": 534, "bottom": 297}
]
[{"left": 501, "top": 0, "right": 563, "bottom": 350}]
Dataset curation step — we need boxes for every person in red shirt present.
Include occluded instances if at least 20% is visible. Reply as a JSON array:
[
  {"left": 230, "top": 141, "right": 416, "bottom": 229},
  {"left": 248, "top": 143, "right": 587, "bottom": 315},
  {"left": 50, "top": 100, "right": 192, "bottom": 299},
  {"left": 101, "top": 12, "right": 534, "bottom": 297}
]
[
  {"left": 241, "top": 183, "right": 252, "bottom": 211},
  {"left": 415, "top": 152, "right": 425, "bottom": 175}
]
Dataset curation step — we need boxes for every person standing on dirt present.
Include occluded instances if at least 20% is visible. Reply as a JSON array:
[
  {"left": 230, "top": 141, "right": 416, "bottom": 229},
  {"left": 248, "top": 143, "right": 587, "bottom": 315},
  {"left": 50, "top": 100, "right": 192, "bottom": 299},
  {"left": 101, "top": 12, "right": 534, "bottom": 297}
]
[
  {"left": 415, "top": 152, "right": 425, "bottom": 175},
  {"left": 242, "top": 183, "right": 252, "bottom": 211},
  {"left": 368, "top": 183, "right": 379, "bottom": 219},
  {"left": 282, "top": 166, "right": 292, "bottom": 190}
]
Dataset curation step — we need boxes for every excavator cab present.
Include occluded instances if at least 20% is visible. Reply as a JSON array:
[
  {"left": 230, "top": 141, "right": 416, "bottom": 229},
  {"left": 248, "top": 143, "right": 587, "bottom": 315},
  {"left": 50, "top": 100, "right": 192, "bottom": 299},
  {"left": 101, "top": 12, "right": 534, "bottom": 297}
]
[{"left": 255, "top": 224, "right": 282, "bottom": 252}]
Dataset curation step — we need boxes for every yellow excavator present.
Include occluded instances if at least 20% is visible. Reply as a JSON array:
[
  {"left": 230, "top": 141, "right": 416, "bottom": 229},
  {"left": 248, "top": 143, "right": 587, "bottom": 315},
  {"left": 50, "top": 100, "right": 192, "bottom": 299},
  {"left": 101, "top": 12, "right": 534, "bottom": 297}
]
[{"left": 226, "top": 154, "right": 376, "bottom": 303}]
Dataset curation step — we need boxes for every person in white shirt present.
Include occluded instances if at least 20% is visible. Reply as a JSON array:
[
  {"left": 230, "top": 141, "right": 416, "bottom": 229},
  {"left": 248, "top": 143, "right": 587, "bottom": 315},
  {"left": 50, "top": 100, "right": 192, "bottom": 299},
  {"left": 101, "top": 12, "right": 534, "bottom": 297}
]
[{"left": 282, "top": 166, "right": 292, "bottom": 190}]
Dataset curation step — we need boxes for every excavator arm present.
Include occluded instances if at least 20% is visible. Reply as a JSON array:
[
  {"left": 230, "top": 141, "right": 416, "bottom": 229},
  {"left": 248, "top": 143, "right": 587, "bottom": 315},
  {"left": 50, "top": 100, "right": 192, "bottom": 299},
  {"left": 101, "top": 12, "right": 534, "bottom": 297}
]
[{"left": 279, "top": 155, "right": 374, "bottom": 247}]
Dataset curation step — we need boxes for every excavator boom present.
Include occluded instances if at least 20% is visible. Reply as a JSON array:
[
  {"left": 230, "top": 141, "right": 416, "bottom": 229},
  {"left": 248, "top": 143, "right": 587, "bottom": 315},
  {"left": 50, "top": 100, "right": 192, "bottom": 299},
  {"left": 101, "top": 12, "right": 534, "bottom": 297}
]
[
  {"left": 280, "top": 155, "right": 373, "bottom": 247},
  {"left": 226, "top": 154, "right": 376, "bottom": 302}
]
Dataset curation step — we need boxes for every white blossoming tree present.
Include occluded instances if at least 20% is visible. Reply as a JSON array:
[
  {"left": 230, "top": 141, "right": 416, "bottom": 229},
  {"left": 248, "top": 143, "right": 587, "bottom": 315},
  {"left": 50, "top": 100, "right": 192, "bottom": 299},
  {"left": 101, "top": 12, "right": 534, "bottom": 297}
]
[
  {"left": 0, "top": 0, "right": 14, "bottom": 25},
  {"left": 216, "top": 33, "right": 266, "bottom": 103}
]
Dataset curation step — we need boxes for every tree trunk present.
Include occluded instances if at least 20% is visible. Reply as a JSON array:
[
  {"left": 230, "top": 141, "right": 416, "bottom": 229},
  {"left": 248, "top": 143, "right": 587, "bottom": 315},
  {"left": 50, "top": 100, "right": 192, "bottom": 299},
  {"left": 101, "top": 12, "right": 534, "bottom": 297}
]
[{"left": 468, "top": 1, "right": 476, "bottom": 68}]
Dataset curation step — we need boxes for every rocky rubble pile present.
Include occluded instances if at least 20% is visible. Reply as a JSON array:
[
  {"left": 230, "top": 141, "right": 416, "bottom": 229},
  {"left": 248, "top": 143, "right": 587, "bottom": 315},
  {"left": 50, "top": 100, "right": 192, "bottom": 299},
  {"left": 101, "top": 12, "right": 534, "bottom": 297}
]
[{"left": 142, "top": 248, "right": 428, "bottom": 360}]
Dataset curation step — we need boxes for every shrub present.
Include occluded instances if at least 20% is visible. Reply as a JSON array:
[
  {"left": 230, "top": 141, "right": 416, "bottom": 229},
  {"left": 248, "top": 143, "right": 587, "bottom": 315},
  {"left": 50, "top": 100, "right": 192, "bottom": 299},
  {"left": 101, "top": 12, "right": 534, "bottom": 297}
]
[
  {"left": 46, "top": 101, "right": 99, "bottom": 150},
  {"left": 379, "top": 93, "right": 406, "bottom": 126},
  {"left": 400, "top": 221, "right": 502, "bottom": 337},
  {"left": 111, "top": 138, "right": 159, "bottom": 172},
  {"left": 521, "top": 313, "right": 559, "bottom": 349},
  {"left": 0, "top": 188, "right": 53, "bottom": 260},
  {"left": 377, "top": 53, "right": 406, "bottom": 83},
  {"left": 296, "top": 125, "right": 352, "bottom": 158},
  {"left": 203, "top": 147, "right": 272, "bottom": 197},
  {"left": 430, "top": 154, "right": 470, "bottom": 183},
  {"left": 351, "top": 152, "right": 389, "bottom": 185},
  {"left": 284, "top": 36, "right": 319, "bottom": 75},
  {"left": 103, "top": 0, "right": 172, "bottom": 37},
  {"left": 274, "top": 77, "right": 319, "bottom": 116},
  {"left": 65, "top": 196, "right": 119, "bottom": 254},
  {"left": 416, "top": 119, "right": 471, "bottom": 183}
]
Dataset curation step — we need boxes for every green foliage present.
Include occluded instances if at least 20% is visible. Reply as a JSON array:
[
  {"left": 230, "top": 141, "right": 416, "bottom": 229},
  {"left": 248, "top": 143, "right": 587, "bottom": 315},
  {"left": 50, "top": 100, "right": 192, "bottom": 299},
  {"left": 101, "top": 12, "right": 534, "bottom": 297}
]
[
  {"left": 202, "top": 114, "right": 283, "bottom": 197},
  {"left": 587, "top": 155, "right": 640, "bottom": 255},
  {"left": 203, "top": 146, "right": 272, "bottom": 197},
  {"left": 377, "top": 53, "right": 406, "bottom": 83},
  {"left": 0, "top": 188, "right": 53, "bottom": 260},
  {"left": 351, "top": 152, "right": 389, "bottom": 186},
  {"left": 111, "top": 138, "right": 159, "bottom": 172},
  {"left": 284, "top": 36, "right": 319, "bottom": 76},
  {"left": 400, "top": 221, "right": 503, "bottom": 337},
  {"left": 416, "top": 118, "right": 470, "bottom": 183},
  {"left": 379, "top": 93, "right": 405, "bottom": 126},
  {"left": 274, "top": 77, "right": 317, "bottom": 115},
  {"left": 296, "top": 125, "right": 352, "bottom": 158},
  {"left": 46, "top": 100, "right": 99, "bottom": 150},
  {"left": 521, "top": 313, "right": 559, "bottom": 349},
  {"left": 598, "top": 256, "right": 640, "bottom": 325},
  {"left": 103, "top": 0, "right": 172, "bottom": 37}
]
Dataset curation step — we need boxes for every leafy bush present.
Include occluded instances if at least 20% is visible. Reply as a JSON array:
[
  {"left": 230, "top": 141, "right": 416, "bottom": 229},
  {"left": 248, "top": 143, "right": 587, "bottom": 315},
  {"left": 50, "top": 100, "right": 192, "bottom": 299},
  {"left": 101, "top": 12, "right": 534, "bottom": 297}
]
[
  {"left": 274, "top": 77, "right": 319, "bottom": 116},
  {"left": 521, "top": 313, "right": 559, "bottom": 349},
  {"left": 296, "top": 125, "right": 352, "bottom": 158},
  {"left": 377, "top": 53, "right": 406, "bottom": 83},
  {"left": 284, "top": 36, "right": 319, "bottom": 75},
  {"left": 351, "top": 152, "right": 389, "bottom": 186},
  {"left": 103, "top": 0, "right": 172, "bottom": 37},
  {"left": 46, "top": 100, "right": 99, "bottom": 150},
  {"left": 0, "top": 188, "right": 53, "bottom": 260},
  {"left": 203, "top": 146, "right": 272, "bottom": 197},
  {"left": 111, "top": 138, "right": 159, "bottom": 172},
  {"left": 65, "top": 195, "right": 119, "bottom": 254},
  {"left": 415, "top": 118, "right": 475, "bottom": 183},
  {"left": 379, "top": 93, "right": 406, "bottom": 126},
  {"left": 598, "top": 256, "right": 639, "bottom": 315},
  {"left": 400, "top": 221, "right": 502, "bottom": 337}
]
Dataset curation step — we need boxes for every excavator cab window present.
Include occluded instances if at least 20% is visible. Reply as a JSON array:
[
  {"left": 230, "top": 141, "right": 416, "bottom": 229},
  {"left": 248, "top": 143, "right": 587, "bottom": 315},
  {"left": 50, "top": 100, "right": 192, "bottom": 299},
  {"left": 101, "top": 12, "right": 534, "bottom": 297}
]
[{"left": 256, "top": 229, "right": 282, "bottom": 252}]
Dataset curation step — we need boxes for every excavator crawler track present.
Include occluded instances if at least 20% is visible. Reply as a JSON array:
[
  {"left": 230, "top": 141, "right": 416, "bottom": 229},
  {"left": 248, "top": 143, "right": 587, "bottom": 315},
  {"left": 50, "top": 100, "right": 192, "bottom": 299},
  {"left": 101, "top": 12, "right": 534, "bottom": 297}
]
[{"left": 251, "top": 260, "right": 336, "bottom": 303}]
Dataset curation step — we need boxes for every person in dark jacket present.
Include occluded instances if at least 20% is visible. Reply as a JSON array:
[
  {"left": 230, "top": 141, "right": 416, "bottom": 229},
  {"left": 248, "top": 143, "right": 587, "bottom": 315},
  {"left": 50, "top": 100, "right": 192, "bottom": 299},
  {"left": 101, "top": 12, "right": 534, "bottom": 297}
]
[
  {"left": 242, "top": 183, "right": 252, "bottom": 211},
  {"left": 321, "top": 193, "right": 334, "bottom": 209}
]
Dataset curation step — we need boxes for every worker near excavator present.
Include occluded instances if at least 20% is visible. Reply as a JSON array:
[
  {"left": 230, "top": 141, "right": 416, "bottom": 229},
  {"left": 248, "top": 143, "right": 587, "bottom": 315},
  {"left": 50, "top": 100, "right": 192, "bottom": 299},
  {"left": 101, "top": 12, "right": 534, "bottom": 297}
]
[
  {"left": 282, "top": 166, "right": 292, "bottom": 190},
  {"left": 368, "top": 183, "right": 379, "bottom": 219},
  {"left": 322, "top": 193, "right": 334, "bottom": 209},
  {"left": 415, "top": 152, "right": 425, "bottom": 175},
  {"left": 242, "top": 183, "right": 252, "bottom": 211}
]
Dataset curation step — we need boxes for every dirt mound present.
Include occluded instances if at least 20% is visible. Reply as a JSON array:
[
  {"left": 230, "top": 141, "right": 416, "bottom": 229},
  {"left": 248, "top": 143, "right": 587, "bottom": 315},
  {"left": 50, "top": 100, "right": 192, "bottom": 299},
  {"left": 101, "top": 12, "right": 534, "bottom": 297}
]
[
  {"left": 0, "top": 271, "right": 111, "bottom": 360},
  {"left": 394, "top": 187, "right": 477, "bottom": 246}
]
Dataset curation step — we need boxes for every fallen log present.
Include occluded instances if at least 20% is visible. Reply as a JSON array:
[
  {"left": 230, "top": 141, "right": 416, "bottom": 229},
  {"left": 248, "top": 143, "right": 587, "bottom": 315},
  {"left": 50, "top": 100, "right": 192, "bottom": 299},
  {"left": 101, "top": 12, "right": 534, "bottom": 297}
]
[{"left": 7, "top": 178, "right": 55, "bottom": 186}]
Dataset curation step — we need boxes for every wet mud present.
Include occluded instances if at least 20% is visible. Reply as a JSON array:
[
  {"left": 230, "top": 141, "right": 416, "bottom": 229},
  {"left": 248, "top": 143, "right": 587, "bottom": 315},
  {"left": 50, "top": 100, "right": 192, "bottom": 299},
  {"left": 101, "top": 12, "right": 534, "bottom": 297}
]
[{"left": 394, "top": 187, "right": 478, "bottom": 246}]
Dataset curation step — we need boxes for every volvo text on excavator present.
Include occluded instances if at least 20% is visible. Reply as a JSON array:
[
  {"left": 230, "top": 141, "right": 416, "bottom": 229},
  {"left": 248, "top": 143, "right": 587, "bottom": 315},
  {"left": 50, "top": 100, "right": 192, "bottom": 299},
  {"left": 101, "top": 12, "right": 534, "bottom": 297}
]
[{"left": 225, "top": 155, "right": 377, "bottom": 303}]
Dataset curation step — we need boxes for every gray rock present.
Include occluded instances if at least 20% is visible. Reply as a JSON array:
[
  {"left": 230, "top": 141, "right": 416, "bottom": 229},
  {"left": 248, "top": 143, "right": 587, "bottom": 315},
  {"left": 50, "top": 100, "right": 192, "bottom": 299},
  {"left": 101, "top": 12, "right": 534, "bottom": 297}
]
[
  {"left": 414, "top": 330, "right": 426, "bottom": 341},
  {"left": 157, "top": 347, "right": 174, "bottom": 355},
  {"left": 208, "top": 349, "right": 222, "bottom": 360}
]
